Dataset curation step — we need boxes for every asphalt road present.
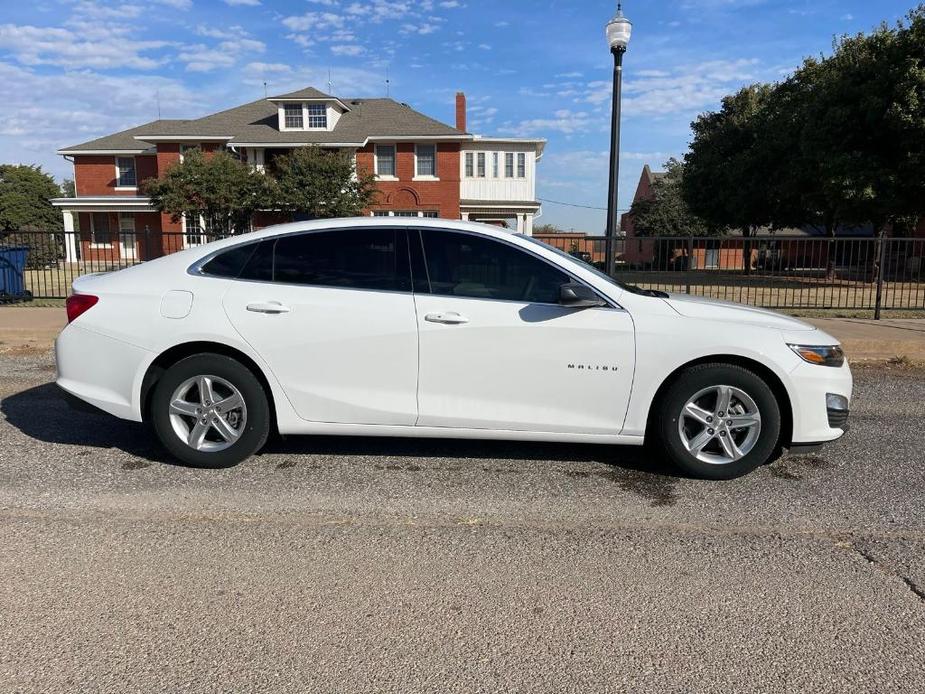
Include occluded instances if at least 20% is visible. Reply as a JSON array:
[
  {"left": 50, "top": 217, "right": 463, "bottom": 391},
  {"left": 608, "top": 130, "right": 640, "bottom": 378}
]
[{"left": 1, "top": 352, "right": 924, "bottom": 693}]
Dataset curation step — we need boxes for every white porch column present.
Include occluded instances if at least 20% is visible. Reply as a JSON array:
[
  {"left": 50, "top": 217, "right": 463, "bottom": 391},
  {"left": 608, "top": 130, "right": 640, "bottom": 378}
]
[
  {"left": 460, "top": 212, "right": 470, "bottom": 221},
  {"left": 62, "top": 210, "right": 78, "bottom": 263},
  {"left": 515, "top": 213, "right": 525, "bottom": 234},
  {"left": 524, "top": 213, "right": 534, "bottom": 236}
]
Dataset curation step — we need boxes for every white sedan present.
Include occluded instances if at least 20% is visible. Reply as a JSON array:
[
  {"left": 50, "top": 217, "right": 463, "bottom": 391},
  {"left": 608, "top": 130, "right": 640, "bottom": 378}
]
[{"left": 56, "top": 218, "right": 851, "bottom": 479}]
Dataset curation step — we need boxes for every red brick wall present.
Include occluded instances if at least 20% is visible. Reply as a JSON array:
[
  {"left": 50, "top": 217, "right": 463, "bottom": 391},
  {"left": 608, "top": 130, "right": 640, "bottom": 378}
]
[
  {"left": 73, "top": 154, "right": 159, "bottom": 196},
  {"left": 356, "top": 142, "right": 461, "bottom": 219}
]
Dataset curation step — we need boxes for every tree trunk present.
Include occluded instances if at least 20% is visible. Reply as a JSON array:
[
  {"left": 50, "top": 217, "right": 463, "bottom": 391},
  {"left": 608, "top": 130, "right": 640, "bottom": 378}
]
[
  {"left": 742, "top": 227, "right": 754, "bottom": 275},
  {"left": 825, "top": 217, "right": 838, "bottom": 281}
]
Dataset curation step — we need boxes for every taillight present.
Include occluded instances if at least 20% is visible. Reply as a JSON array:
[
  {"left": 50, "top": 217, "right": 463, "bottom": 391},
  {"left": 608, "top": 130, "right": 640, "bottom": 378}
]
[{"left": 66, "top": 294, "right": 99, "bottom": 323}]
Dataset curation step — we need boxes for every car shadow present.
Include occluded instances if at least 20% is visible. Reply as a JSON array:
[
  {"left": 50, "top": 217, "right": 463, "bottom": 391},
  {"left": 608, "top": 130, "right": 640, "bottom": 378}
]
[{"left": 1, "top": 383, "right": 682, "bottom": 485}]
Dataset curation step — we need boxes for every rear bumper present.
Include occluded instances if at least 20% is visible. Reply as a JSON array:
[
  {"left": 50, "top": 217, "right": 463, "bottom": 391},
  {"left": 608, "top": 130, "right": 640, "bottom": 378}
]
[{"left": 55, "top": 323, "right": 152, "bottom": 422}]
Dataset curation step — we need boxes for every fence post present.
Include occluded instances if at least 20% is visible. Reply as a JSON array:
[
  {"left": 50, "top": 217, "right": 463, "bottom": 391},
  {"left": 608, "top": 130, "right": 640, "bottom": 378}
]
[
  {"left": 686, "top": 235, "right": 694, "bottom": 294},
  {"left": 873, "top": 234, "right": 887, "bottom": 321},
  {"left": 143, "top": 225, "right": 150, "bottom": 261}
]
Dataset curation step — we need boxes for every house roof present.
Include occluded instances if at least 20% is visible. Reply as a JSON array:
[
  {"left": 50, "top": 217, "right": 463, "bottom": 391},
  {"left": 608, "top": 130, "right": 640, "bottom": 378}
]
[
  {"left": 59, "top": 120, "right": 186, "bottom": 153},
  {"left": 269, "top": 87, "right": 333, "bottom": 100},
  {"left": 59, "top": 92, "right": 471, "bottom": 152}
]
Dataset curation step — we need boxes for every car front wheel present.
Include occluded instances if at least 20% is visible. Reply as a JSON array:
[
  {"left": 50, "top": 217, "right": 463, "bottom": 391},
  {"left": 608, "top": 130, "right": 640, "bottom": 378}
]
[
  {"left": 151, "top": 353, "right": 270, "bottom": 468},
  {"left": 657, "top": 363, "right": 782, "bottom": 480}
]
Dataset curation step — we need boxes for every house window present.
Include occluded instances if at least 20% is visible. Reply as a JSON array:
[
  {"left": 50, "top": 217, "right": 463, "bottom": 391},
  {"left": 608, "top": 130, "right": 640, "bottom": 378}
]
[
  {"left": 372, "top": 211, "right": 391, "bottom": 217},
  {"left": 464, "top": 152, "right": 474, "bottom": 177},
  {"left": 505, "top": 153, "right": 514, "bottom": 178},
  {"left": 376, "top": 145, "right": 396, "bottom": 177},
  {"left": 116, "top": 157, "right": 136, "bottom": 187},
  {"left": 416, "top": 144, "right": 436, "bottom": 177},
  {"left": 91, "top": 213, "right": 111, "bottom": 245},
  {"left": 476, "top": 152, "right": 486, "bottom": 178},
  {"left": 284, "top": 104, "right": 303, "bottom": 129},
  {"left": 184, "top": 214, "right": 204, "bottom": 247},
  {"left": 307, "top": 103, "right": 327, "bottom": 128},
  {"left": 492, "top": 152, "right": 499, "bottom": 178},
  {"left": 394, "top": 211, "right": 419, "bottom": 217},
  {"left": 517, "top": 153, "right": 526, "bottom": 178},
  {"left": 421, "top": 210, "right": 439, "bottom": 218}
]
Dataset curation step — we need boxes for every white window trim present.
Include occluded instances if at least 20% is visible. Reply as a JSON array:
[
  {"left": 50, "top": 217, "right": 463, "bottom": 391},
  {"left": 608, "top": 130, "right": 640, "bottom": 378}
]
[
  {"left": 517, "top": 152, "right": 527, "bottom": 179},
  {"left": 463, "top": 152, "right": 474, "bottom": 178},
  {"left": 369, "top": 210, "right": 439, "bottom": 218},
  {"left": 374, "top": 144, "right": 398, "bottom": 181},
  {"left": 279, "top": 102, "right": 333, "bottom": 132},
  {"left": 89, "top": 212, "right": 113, "bottom": 248},
  {"left": 282, "top": 103, "right": 304, "bottom": 130},
  {"left": 504, "top": 152, "right": 515, "bottom": 178},
  {"left": 476, "top": 152, "right": 486, "bottom": 178},
  {"left": 413, "top": 143, "right": 439, "bottom": 181},
  {"left": 492, "top": 152, "right": 500, "bottom": 179},
  {"left": 114, "top": 156, "right": 137, "bottom": 190}
]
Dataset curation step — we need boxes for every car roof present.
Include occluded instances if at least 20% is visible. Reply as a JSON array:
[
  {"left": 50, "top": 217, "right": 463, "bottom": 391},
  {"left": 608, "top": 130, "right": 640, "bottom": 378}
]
[{"left": 236, "top": 216, "right": 517, "bottom": 242}]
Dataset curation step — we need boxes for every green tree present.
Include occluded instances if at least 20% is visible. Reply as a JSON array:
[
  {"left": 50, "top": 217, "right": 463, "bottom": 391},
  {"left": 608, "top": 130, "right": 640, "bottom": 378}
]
[
  {"left": 271, "top": 147, "right": 377, "bottom": 219},
  {"left": 683, "top": 85, "right": 777, "bottom": 272},
  {"left": 629, "top": 158, "right": 708, "bottom": 237},
  {"left": 144, "top": 149, "right": 272, "bottom": 235},
  {"left": 0, "top": 164, "right": 62, "bottom": 231},
  {"left": 534, "top": 223, "right": 565, "bottom": 235}
]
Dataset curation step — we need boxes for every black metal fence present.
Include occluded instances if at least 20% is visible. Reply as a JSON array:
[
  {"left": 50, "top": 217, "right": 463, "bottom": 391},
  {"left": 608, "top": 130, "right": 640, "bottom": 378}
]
[{"left": 2, "top": 229, "right": 924, "bottom": 318}]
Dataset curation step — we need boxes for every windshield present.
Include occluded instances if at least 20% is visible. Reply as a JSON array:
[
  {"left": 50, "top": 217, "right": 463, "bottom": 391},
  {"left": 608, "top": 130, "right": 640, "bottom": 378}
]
[{"left": 515, "top": 234, "right": 668, "bottom": 297}]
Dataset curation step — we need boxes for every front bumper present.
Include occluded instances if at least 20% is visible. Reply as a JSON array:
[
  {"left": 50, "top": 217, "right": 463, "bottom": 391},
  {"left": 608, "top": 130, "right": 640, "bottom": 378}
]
[{"left": 787, "top": 359, "right": 853, "bottom": 445}]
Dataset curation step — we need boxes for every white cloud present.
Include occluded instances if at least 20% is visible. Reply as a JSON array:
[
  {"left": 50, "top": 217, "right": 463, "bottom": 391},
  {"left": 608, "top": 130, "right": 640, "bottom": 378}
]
[
  {"left": 497, "top": 109, "right": 597, "bottom": 137},
  {"left": 331, "top": 44, "right": 365, "bottom": 56},
  {"left": 177, "top": 38, "right": 265, "bottom": 72},
  {"left": 282, "top": 11, "right": 346, "bottom": 32},
  {"left": 224, "top": 0, "right": 261, "bottom": 5},
  {"left": 0, "top": 24, "right": 167, "bottom": 70},
  {"left": 244, "top": 62, "right": 292, "bottom": 74},
  {"left": 153, "top": 0, "right": 192, "bottom": 8}
]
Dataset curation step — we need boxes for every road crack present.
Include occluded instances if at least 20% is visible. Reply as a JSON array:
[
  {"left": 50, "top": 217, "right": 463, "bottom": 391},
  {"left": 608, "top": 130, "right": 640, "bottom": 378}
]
[{"left": 840, "top": 540, "right": 925, "bottom": 604}]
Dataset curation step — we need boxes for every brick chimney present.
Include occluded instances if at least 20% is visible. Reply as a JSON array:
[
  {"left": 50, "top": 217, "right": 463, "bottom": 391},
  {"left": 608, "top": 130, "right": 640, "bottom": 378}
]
[{"left": 455, "top": 91, "right": 467, "bottom": 132}]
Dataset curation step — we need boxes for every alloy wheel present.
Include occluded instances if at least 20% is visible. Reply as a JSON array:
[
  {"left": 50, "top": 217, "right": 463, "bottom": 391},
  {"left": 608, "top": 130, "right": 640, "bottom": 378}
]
[
  {"left": 677, "top": 385, "right": 762, "bottom": 465},
  {"left": 168, "top": 375, "right": 248, "bottom": 452}
]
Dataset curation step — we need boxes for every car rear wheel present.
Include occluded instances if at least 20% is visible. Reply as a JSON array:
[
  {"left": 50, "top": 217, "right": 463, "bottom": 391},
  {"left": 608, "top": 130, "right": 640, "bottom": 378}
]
[
  {"left": 656, "top": 363, "right": 781, "bottom": 480},
  {"left": 151, "top": 353, "right": 270, "bottom": 468}
]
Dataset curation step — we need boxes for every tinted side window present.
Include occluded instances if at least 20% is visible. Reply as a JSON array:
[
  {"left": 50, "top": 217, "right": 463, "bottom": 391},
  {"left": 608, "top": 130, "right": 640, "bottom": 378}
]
[
  {"left": 272, "top": 228, "right": 410, "bottom": 292},
  {"left": 239, "top": 239, "right": 274, "bottom": 282},
  {"left": 200, "top": 243, "right": 257, "bottom": 278},
  {"left": 422, "top": 231, "right": 569, "bottom": 304}
]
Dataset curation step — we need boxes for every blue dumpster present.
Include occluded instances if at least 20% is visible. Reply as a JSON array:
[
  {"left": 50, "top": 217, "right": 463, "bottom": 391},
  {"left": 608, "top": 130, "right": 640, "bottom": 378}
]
[{"left": 0, "top": 245, "right": 30, "bottom": 302}]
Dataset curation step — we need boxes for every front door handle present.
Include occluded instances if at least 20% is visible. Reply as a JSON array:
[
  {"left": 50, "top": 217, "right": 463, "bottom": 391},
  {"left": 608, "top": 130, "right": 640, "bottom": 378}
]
[
  {"left": 246, "top": 301, "right": 291, "bottom": 314},
  {"left": 424, "top": 311, "right": 469, "bottom": 325}
]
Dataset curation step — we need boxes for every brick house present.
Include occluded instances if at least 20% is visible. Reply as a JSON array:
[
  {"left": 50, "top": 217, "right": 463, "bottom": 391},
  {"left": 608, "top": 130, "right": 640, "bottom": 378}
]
[{"left": 52, "top": 88, "right": 545, "bottom": 262}]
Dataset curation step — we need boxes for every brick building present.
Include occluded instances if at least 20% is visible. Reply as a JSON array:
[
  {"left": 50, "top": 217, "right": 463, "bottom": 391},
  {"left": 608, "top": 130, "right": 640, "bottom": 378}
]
[{"left": 52, "top": 87, "right": 545, "bottom": 262}]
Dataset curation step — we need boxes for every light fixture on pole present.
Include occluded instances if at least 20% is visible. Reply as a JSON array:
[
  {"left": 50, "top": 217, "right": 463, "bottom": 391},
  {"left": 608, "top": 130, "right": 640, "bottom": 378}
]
[{"left": 604, "top": 2, "right": 632, "bottom": 276}]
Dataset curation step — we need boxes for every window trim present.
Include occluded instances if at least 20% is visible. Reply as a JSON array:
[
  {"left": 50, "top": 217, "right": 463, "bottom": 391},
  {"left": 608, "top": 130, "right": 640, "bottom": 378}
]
[
  {"left": 305, "top": 103, "right": 327, "bottom": 129},
  {"left": 464, "top": 152, "right": 474, "bottom": 178},
  {"left": 283, "top": 103, "right": 304, "bottom": 129},
  {"left": 114, "top": 156, "right": 137, "bottom": 189},
  {"left": 189, "top": 226, "right": 617, "bottom": 308},
  {"left": 413, "top": 143, "right": 438, "bottom": 180},
  {"left": 374, "top": 144, "right": 398, "bottom": 180},
  {"left": 504, "top": 152, "right": 514, "bottom": 178},
  {"left": 517, "top": 152, "right": 526, "bottom": 178}
]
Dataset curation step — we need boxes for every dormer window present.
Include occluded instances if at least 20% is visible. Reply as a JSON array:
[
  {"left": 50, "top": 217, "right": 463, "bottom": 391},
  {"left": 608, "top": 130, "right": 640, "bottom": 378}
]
[
  {"left": 307, "top": 104, "right": 327, "bottom": 128},
  {"left": 284, "top": 104, "right": 303, "bottom": 129}
]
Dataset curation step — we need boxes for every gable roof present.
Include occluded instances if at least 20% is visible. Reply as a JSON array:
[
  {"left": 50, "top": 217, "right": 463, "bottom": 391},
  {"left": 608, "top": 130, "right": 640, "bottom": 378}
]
[{"left": 58, "top": 90, "right": 471, "bottom": 152}]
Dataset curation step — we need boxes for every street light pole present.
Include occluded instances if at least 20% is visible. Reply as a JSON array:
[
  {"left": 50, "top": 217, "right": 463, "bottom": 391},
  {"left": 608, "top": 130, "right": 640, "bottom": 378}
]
[{"left": 604, "top": 3, "right": 632, "bottom": 277}]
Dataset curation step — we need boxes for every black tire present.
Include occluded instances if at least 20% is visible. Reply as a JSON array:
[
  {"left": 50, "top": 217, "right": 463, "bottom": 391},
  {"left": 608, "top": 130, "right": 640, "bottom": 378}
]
[
  {"left": 656, "top": 363, "right": 781, "bottom": 480},
  {"left": 151, "top": 353, "right": 270, "bottom": 468}
]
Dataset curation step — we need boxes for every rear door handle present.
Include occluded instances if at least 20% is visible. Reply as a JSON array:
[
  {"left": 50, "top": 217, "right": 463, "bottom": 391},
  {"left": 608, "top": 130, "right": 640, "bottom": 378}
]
[
  {"left": 246, "top": 301, "right": 291, "bottom": 314},
  {"left": 424, "top": 311, "right": 469, "bottom": 325}
]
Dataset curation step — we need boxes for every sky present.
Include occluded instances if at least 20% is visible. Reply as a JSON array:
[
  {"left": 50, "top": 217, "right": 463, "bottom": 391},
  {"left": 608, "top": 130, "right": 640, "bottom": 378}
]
[{"left": 0, "top": 0, "right": 918, "bottom": 231}]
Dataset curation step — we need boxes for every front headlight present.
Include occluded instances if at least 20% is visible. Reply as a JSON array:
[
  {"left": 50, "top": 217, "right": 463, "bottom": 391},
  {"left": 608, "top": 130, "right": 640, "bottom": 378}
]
[{"left": 788, "top": 344, "right": 845, "bottom": 367}]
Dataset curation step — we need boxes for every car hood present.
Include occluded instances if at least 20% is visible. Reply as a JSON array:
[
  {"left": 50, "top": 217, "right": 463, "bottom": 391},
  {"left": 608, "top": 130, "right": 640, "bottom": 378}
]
[{"left": 662, "top": 293, "right": 816, "bottom": 331}]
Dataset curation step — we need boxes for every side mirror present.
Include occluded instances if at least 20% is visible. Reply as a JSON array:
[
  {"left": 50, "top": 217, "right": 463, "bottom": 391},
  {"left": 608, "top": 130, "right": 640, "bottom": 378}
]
[{"left": 559, "top": 282, "right": 605, "bottom": 308}]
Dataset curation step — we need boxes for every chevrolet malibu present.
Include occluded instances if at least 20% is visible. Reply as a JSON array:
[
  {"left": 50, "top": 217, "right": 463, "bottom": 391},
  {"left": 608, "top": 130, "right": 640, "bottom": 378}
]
[{"left": 56, "top": 218, "right": 851, "bottom": 479}]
